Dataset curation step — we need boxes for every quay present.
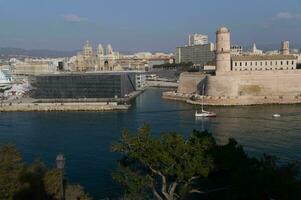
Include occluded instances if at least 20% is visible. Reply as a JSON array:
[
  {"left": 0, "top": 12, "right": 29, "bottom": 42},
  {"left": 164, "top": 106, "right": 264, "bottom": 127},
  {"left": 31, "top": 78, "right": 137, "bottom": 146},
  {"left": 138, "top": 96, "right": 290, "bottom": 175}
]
[
  {"left": 163, "top": 91, "right": 301, "bottom": 106},
  {"left": 145, "top": 80, "right": 178, "bottom": 88},
  {"left": 0, "top": 102, "right": 130, "bottom": 112}
]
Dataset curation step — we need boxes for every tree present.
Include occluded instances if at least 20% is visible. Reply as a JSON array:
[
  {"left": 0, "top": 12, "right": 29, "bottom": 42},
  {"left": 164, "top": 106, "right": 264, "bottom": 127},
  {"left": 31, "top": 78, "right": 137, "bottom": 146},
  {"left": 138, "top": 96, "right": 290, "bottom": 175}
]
[
  {"left": 14, "top": 158, "right": 50, "bottom": 200},
  {"left": 210, "top": 139, "right": 301, "bottom": 200},
  {"left": 65, "top": 185, "right": 92, "bottom": 200},
  {"left": 0, "top": 144, "right": 91, "bottom": 200},
  {"left": 111, "top": 125, "right": 215, "bottom": 200},
  {"left": 0, "top": 144, "right": 25, "bottom": 200},
  {"left": 112, "top": 126, "right": 301, "bottom": 200}
]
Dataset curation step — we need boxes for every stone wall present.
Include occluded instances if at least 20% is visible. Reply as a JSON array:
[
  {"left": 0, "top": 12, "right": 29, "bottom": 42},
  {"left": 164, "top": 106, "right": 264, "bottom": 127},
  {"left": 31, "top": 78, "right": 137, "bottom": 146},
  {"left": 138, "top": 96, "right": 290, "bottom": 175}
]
[
  {"left": 177, "top": 72, "right": 207, "bottom": 94},
  {"left": 0, "top": 102, "right": 130, "bottom": 112},
  {"left": 207, "top": 70, "right": 301, "bottom": 97}
]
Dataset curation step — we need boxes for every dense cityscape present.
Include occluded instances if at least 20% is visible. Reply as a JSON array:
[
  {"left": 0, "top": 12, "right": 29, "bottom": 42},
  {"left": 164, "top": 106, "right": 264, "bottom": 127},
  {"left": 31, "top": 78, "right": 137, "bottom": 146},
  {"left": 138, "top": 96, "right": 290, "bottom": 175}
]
[{"left": 1, "top": 0, "right": 301, "bottom": 199}]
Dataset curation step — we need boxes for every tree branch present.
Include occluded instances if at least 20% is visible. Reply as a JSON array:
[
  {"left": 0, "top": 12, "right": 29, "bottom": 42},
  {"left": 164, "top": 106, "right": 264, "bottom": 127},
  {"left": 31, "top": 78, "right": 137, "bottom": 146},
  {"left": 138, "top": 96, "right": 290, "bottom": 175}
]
[
  {"left": 169, "top": 182, "right": 178, "bottom": 199},
  {"left": 189, "top": 186, "right": 229, "bottom": 194},
  {"left": 149, "top": 167, "right": 170, "bottom": 200},
  {"left": 152, "top": 187, "right": 163, "bottom": 200}
]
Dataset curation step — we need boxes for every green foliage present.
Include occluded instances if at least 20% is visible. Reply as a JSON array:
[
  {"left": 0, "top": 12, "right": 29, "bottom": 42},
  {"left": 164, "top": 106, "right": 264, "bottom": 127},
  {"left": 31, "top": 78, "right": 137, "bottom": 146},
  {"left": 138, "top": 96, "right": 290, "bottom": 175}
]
[
  {"left": 65, "top": 185, "right": 92, "bottom": 200},
  {"left": 0, "top": 144, "right": 91, "bottom": 200},
  {"left": 0, "top": 144, "right": 25, "bottom": 200},
  {"left": 43, "top": 169, "right": 61, "bottom": 199},
  {"left": 211, "top": 140, "right": 301, "bottom": 200},
  {"left": 112, "top": 126, "right": 301, "bottom": 200},
  {"left": 153, "top": 62, "right": 196, "bottom": 72},
  {"left": 112, "top": 125, "right": 215, "bottom": 200},
  {"left": 112, "top": 164, "right": 153, "bottom": 200}
]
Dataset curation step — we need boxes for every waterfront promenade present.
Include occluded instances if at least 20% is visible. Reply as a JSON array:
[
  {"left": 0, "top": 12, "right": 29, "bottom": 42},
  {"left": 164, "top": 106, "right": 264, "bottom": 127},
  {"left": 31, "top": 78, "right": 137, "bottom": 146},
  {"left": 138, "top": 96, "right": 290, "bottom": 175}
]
[
  {"left": 145, "top": 80, "right": 178, "bottom": 88},
  {"left": 0, "top": 102, "right": 130, "bottom": 112}
]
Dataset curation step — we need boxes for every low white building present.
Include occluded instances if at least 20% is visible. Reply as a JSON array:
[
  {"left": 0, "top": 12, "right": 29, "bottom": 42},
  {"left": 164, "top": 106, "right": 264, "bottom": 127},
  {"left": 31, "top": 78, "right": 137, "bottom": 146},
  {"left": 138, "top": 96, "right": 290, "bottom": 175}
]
[
  {"left": 231, "top": 45, "right": 243, "bottom": 55},
  {"left": 189, "top": 34, "right": 208, "bottom": 46},
  {"left": 231, "top": 55, "right": 297, "bottom": 71},
  {"left": 135, "top": 73, "right": 146, "bottom": 90}
]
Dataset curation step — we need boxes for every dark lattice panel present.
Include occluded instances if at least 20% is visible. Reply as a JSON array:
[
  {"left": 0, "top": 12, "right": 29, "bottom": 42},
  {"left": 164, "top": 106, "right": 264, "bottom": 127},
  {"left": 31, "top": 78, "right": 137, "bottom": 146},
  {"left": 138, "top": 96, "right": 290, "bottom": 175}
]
[{"left": 30, "top": 73, "right": 136, "bottom": 99}]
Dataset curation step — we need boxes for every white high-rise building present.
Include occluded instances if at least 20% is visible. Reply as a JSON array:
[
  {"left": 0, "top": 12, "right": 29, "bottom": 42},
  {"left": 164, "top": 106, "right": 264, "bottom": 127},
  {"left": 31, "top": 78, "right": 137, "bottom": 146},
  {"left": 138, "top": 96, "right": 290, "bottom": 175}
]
[{"left": 188, "top": 34, "right": 208, "bottom": 46}]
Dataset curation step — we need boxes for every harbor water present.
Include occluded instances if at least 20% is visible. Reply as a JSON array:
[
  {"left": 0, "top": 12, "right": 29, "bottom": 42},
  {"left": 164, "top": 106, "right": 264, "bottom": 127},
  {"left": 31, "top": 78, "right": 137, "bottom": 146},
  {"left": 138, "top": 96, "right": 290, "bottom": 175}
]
[{"left": 0, "top": 88, "right": 301, "bottom": 199}]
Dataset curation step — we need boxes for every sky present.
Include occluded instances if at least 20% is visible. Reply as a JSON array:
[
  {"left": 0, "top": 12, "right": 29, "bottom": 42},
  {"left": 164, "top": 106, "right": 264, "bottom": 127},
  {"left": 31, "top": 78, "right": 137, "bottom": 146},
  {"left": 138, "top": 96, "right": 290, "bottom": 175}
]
[{"left": 0, "top": 0, "right": 301, "bottom": 52}]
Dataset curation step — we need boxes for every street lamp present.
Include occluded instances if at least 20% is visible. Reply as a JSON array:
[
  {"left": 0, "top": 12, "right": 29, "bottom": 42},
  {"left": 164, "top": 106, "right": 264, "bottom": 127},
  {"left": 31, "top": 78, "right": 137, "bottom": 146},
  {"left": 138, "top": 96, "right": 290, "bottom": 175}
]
[{"left": 56, "top": 153, "right": 65, "bottom": 200}]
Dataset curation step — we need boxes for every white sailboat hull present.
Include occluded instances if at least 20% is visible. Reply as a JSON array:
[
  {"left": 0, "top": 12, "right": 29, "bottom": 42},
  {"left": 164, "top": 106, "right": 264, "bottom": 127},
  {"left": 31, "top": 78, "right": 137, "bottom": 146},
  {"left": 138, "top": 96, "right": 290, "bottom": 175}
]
[{"left": 195, "top": 110, "right": 216, "bottom": 118}]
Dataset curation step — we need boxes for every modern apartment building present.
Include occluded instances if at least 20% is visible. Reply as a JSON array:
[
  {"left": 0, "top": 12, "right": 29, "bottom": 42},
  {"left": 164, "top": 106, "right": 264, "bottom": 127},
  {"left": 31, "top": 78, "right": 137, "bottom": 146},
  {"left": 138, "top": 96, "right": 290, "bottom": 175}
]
[{"left": 175, "top": 43, "right": 215, "bottom": 67}]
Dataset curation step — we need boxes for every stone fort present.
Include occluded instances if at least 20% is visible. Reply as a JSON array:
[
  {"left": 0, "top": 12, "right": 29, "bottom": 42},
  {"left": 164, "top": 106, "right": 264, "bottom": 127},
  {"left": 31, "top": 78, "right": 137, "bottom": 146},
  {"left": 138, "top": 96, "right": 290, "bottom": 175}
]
[{"left": 176, "top": 26, "right": 301, "bottom": 105}]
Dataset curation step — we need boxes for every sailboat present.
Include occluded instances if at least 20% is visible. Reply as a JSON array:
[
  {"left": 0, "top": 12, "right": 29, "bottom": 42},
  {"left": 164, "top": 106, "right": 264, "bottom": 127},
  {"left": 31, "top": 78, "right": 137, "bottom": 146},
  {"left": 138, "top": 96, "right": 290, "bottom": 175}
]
[
  {"left": 273, "top": 113, "right": 281, "bottom": 118},
  {"left": 195, "top": 85, "right": 216, "bottom": 118}
]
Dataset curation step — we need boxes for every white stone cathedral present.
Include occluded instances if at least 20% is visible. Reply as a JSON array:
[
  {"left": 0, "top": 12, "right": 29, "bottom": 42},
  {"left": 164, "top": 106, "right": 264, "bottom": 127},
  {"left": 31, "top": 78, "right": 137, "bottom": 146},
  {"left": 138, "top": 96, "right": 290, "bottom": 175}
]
[{"left": 73, "top": 41, "right": 121, "bottom": 72}]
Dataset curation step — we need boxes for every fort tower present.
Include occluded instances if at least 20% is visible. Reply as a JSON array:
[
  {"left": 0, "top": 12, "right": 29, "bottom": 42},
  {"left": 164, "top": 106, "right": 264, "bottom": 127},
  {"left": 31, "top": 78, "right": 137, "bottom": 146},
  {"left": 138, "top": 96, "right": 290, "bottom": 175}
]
[{"left": 216, "top": 27, "right": 231, "bottom": 73}]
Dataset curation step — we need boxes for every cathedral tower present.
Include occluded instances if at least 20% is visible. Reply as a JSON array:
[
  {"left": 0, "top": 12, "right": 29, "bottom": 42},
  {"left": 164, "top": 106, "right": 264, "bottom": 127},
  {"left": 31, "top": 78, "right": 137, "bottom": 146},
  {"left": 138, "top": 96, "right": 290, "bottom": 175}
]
[
  {"left": 83, "top": 40, "right": 93, "bottom": 58},
  {"left": 281, "top": 41, "right": 289, "bottom": 55}
]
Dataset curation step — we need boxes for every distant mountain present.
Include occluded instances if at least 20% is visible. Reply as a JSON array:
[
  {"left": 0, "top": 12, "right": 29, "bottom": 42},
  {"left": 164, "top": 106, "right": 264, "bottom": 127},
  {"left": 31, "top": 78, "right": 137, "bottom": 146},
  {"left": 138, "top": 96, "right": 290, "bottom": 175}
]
[{"left": 0, "top": 47, "right": 78, "bottom": 58}]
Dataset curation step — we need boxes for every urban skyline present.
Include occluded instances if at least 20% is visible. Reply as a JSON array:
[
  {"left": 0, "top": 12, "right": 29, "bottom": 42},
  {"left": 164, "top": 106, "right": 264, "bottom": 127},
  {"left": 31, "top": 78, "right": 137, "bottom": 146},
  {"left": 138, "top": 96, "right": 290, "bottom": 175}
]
[{"left": 0, "top": 0, "right": 301, "bottom": 52}]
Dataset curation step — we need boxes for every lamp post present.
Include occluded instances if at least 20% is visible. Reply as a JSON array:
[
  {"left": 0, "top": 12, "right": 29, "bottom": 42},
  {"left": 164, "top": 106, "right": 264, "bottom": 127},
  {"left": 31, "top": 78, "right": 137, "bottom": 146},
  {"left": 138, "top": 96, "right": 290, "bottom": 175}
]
[{"left": 56, "top": 154, "right": 65, "bottom": 200}]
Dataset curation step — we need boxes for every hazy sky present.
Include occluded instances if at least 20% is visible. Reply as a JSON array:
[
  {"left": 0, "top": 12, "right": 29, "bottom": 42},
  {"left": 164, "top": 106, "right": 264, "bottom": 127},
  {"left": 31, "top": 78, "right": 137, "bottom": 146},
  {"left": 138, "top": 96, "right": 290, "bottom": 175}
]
[{"left": 0, "top": 0, "right": 301, "bottom": 52}]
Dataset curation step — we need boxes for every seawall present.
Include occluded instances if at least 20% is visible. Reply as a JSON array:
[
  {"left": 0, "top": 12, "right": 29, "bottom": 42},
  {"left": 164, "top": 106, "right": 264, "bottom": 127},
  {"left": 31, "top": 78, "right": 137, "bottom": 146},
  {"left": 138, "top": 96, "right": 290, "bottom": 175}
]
[
  {"left": 0, "top": 102, "right": 130, "bottom": 112},
  {"left": 163, "top": 91, "right": 301, "bottom": 106}
]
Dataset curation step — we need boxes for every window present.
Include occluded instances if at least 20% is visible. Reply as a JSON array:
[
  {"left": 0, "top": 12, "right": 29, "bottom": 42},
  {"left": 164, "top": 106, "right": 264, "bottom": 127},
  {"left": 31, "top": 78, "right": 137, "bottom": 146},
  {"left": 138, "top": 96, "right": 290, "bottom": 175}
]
[
  {"left": 240, "top": 62, "right": 242, "bottom": 66},
  {"left": 260, "top": 62, "right": 262, "bottom": 66},
  {"left": 270, "top": 61, "right": 272, "bottom": 65},
  {"left": 287, "top": 61, "right": 289, "bottom": 65},
  {"left": 245, "top": 62, "right": 247, "bottom": 66},
  {"left": 250, "top": 62, "right": 252, "bottom": 66},
  {"left": 235, "top": 62, "right": 237, "bottom": 66},
  {"left": 255, "top": 62, "right": 257, "bottom": 66},
  {"left": 265, "top": 61, "right": 267, "bottom": 65},
  {"left": 281, "top": 61, "right": 283, "bottom": 65},
  {"left": 275, "top": 61, "right": 278, "bottom": 65},
  {"left": 292, "top": 61, "right": 295, "bottom": 65}
]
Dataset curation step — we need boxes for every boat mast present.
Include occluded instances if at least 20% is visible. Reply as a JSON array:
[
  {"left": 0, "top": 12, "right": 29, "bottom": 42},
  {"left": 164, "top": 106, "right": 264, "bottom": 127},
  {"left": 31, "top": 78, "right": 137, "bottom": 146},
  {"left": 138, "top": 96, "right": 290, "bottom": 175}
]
[{"left": 202, "top": 84, "right": 205, "bottom": 111}]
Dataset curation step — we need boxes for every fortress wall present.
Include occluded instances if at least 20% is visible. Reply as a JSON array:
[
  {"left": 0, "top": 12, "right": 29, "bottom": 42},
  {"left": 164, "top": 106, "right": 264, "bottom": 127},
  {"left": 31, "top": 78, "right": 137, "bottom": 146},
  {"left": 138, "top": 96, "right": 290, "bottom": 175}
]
[
  {"left": 207, "top": 75, "right": 239, "bottom": 96},
  {"left": 177, "top": 72, "right": 207, "bottom": 94},
  {"left": 207, "top": 70, "right": 301, "bottom": 97}
]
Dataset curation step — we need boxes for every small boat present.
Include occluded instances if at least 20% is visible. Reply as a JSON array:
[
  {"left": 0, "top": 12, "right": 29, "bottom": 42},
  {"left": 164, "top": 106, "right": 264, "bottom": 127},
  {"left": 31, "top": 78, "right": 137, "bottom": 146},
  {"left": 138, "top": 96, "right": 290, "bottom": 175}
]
[
  {"left": 195, "top": 85, "right": 216, "bottom": 118},
  {"left": 195, "top": 110, "right": 216, "bottom": 117},
  {"left": 273, "top": 113, "right": 281, "bottom": 118}
]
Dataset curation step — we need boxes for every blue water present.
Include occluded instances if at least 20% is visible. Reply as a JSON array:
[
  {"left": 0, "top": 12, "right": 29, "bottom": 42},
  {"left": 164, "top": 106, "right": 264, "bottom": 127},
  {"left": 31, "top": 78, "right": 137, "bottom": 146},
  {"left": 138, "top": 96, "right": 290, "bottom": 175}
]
[{"left": 0, "top": 88, "right": 301, "bottom": 199}]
